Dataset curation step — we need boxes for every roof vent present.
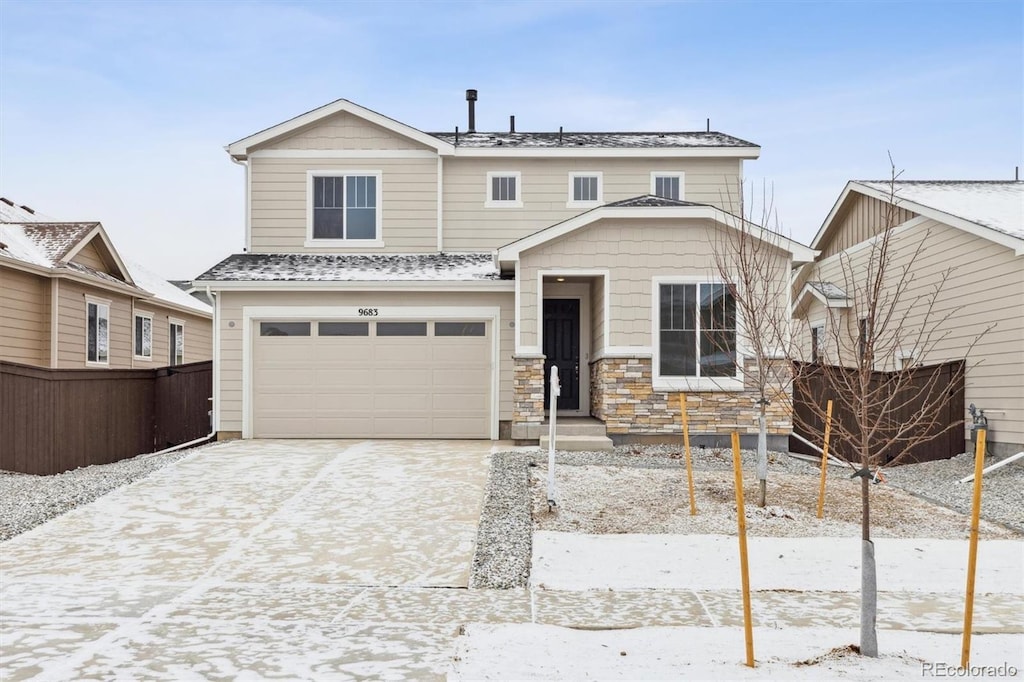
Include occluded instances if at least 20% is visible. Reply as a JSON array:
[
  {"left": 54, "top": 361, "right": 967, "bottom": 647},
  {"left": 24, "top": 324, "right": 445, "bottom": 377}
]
[{"left": 466, "top": 89, "right": 478, "bottom": 134}]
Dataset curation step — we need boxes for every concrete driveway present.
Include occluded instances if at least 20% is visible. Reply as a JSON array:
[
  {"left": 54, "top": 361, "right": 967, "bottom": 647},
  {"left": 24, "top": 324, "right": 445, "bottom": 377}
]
[{"left": 1, "top": 439, "right": 530, "bottom": 680}]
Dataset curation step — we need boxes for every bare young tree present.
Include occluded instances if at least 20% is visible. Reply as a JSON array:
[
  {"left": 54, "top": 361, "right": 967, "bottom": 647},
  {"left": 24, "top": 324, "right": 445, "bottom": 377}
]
[
  {"left": 794, "top": 158, "right": 988, "bottom": 657},
  {"left": 713, "top": 182, "right": 798, "bottom": 507}
]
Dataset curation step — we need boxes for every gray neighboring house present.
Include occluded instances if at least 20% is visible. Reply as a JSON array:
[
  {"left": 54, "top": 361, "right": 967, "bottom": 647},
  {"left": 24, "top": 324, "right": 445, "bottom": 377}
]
[
  {"left": 794, "top": 180, "right": 1024, "bottom": 456},
  {"left": 196, "top": 93, "right": 814, "bottom": 443}
]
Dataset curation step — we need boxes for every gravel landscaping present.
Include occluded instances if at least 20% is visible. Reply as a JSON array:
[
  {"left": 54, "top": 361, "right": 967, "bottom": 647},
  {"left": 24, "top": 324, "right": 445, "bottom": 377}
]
[
  {"left": 469, "top": 444, "right": 1023, "bottom": 589},
  {"left": 0, "top": 448, "right": 198, "bottom": 541}
]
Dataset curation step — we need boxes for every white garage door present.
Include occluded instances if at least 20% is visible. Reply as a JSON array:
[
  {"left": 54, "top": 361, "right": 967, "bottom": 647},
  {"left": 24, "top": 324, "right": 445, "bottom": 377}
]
[{"left": 253, "top": 319, "right": 491, "bottom": 438}]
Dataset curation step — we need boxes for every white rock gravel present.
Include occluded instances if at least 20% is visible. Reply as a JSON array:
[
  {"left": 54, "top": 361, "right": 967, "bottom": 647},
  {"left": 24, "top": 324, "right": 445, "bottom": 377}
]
[{"left": 0, "top": 448, "right": 197, "bottom": 541}]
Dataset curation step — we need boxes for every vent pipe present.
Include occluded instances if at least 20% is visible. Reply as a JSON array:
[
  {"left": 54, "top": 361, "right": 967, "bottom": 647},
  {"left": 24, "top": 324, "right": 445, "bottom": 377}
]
[
  {"left": 558, "top": 126, "right": 563, "bottom": 145},
  {"left": 1016, "top": 166, "right": 1020, "bottom": 181},
  {"left": 510, "top": 115, "right": 515, "bottom": 133},
  {"left": 466, "top": 89, "right": 478, "bottom": 133},
  {"left": 706, "top": 118, "right": 710, "bottom": 132}
]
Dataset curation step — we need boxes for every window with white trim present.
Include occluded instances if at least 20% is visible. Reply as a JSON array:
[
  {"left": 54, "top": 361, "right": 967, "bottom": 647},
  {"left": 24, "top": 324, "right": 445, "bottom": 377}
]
[
  {"left": 486, "top": 171, "right": 522, "bottom": 207},
  {"left": 568, "top": 172, "right": 602, "bottom": 207},
  {"left": 308, "top": 171, "right": 381, "bottom": 241},
  {"left": 134, "top": 313, "right": 153, "bottom": 360},
  {"left": 810, "top": 324, "right": 825, "bottom": 363},
  {"left": 658, "top": 283, "right": 736, "bottom": 378},
  {"left": 86, "top": 301, "right": 109, "bottom": 364},
  {"left": 651, "top": 172, "right": 685, "bottom": 200},
  {"left": 169, "top": 321, "right": 184, "bottom": 366}
]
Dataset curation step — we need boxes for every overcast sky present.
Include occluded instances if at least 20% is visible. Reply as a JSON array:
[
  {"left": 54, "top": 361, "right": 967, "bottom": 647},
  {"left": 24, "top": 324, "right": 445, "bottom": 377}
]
[{"left": 1, "top": 0, "right": 1021, "bottom": 279}]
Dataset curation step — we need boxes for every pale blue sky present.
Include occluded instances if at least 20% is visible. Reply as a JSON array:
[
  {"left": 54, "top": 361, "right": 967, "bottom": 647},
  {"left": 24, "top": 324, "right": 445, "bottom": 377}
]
[{"left": 2, "top": 0, "right": 1021, "bottom": 278}]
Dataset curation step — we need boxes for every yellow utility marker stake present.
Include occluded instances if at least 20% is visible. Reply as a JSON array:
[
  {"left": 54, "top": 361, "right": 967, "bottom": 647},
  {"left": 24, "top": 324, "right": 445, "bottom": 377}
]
[
  {"left": 680, "top": 393, "right": 697, "bottom": 515},
  {"left": 961, "top": 427, "right": 987, "bottom": 668},
  {"left": 732, "top": 431, "right": 755, "bottom": 668},
  {"left": 817, "top": 399, "right": 834, "bottom": 519}
]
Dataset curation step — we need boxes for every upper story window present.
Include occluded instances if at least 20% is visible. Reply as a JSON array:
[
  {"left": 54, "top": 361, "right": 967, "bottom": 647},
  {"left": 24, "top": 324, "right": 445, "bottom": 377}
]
[
  {"left": 486, "top": 171, "right": 522, "bottom": 208},
  {"left": 134, "top": 313, "right": 153, "bottom": 360},
  {"left": 169, "top": 320, "right": 184, "bottom": 366},
  {"left": 86, "top": 300, "right": 110, "bottom": 365},
  {"left": 567, "top": 172, "right": 603, "bottom": 208},
  {"left": 651, "top": 172, "right": 685, "bottom": 200},
  {"left": 810, "top": 324, "right": 825, "bottom": 363},
  {"left": 307, "top": 171, "right": 382, "bottom": 245}
]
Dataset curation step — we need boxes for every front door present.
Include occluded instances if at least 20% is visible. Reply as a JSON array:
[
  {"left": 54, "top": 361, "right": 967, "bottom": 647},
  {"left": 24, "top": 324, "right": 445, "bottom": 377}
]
[{"left": 543, "top": 299, "right": 580, "bottom": 411}]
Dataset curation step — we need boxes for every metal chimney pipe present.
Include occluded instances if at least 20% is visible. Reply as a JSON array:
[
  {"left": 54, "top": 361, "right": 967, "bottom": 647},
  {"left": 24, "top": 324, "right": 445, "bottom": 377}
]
[
  {"left": 510, "top": 115, "right": 515, "bottom": 133},
  {"left": 466, "top": 89, "right": 478, "bottom": 133}
]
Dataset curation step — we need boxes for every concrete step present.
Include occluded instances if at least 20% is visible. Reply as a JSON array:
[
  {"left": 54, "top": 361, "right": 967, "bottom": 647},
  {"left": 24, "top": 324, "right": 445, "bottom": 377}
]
[
  {"left": 538, "top": 434, "right": 614, "bottom": 451},
  {"left": 538, "top": 420, "right": 608, "bottom": 437}
]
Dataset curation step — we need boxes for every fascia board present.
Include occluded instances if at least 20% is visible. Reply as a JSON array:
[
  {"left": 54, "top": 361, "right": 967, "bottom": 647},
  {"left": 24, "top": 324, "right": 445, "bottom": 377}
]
[
  {"left": 197, "top": 280, "right": 515, "bottom": 292},
  {"left": 226, "top": 99, "right": 454, "bottom": 158}
]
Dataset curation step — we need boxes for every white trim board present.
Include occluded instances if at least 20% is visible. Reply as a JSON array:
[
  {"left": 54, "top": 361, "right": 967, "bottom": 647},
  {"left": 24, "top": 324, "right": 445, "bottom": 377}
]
[{"left": 241, "top": 305, "right": 501, "bottom": 440}]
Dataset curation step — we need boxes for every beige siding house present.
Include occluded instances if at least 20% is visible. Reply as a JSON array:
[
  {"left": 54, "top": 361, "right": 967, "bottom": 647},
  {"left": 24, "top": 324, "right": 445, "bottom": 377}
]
[
  {"left": 794, "top": 181, "right": 1024, "bottom": 456},
  {"left": 197, "top": 93, "right": 814, "bottom": 444},
  {"left": 0, "top": 200, "right": 213, "bottom": 369}
]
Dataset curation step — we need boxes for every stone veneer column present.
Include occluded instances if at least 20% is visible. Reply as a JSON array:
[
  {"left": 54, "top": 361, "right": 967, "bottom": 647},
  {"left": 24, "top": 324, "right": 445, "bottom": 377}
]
[{"left": 512, "top": 355, "right": 546, "bottom": 426}]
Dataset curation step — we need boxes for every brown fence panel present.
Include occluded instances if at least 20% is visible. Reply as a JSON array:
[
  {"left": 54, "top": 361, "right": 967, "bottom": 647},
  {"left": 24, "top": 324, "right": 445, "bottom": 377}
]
[
  {"left": 154, "top": 361, "right": 213, "bottom": 449},
  {"left": 791, "top": 360, "right": 965, "bottom": 465},
  {"left": 1, "top": 360, "right": 212, "bottom": 476}
]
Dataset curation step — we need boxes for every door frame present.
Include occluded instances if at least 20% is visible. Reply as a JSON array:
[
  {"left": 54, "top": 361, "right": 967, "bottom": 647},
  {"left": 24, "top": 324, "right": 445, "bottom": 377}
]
[{"left": 538, "top": 281, "right": 590, "bottom": 417}]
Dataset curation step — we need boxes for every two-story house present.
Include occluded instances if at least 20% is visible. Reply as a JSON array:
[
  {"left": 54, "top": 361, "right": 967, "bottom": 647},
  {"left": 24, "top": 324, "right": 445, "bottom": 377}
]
[{"left": 196, "top": 92, "right": 814, "bottom": 444}]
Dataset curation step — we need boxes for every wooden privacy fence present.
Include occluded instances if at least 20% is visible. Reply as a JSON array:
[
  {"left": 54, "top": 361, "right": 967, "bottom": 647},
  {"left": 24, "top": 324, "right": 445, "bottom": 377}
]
[
  {"left": 790, "top": 360, "right": 965, "bottom": 465},
  {"left": 0, "top": 360, "right": 212, "bottom": 475}
]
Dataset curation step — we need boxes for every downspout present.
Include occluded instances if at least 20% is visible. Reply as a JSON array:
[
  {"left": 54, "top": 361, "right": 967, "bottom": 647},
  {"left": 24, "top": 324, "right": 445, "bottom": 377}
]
[
  {"left": 207, "top": 285, "right": 220, "bottom": 438},
  {"left": 230, "top": 156, "right": 250, "bottom": 252},
  {"left": 436, "top": 156, "right": 444, "bottom": 252}
]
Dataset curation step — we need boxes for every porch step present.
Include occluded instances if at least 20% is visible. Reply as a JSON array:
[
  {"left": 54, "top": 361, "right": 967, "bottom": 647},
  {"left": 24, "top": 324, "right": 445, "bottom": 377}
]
[
  {"left": 539, "top": 434, "right": 614, "bottom": 451},
  {"left": 541, "top": 419, "right": 608, "bottom": 437}
]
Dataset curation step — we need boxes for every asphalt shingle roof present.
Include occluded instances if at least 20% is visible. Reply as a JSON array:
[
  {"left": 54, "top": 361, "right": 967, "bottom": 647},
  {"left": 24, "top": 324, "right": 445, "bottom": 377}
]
[
  {"left": 196, "top": 252, "right": 501, "bottom": 282},
  {"left": 604, "top": 195, "right": 706, "bottom": 208},
  {"left": 807, "top": 281, "right": 849, "bottom": 300},
  {"left": 429, "top": 131, "right": 757, "bottom": 149}
]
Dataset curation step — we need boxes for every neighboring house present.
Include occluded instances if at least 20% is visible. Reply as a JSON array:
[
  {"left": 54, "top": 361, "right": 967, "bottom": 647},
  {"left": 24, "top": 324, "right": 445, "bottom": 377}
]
[
  {"left": 793, "top": 180, "right": 1024, "bottom": 456},
  {"left": 0, "top": 199, "right": 213, "bottom": 369},
  {"left": 196, "top": 92, "right": 814, "bottom": 444}
]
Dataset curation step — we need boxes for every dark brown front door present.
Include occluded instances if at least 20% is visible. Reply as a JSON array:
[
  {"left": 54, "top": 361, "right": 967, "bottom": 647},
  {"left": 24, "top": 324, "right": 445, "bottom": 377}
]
[{"left": 543, "top": 299, "right": 580, "bottom": 411}]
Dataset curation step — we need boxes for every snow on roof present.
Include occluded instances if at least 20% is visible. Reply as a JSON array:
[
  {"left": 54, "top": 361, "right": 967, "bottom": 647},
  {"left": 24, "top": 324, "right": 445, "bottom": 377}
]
[
  {"left": 855, "top": 181, "right": 1023, "bottom": 239},
  {"left": 807, "top": 281, "right": 848, "bottom": 300},
  {"left": 196, "top": 252, "right": 501, "bottom": 282},
  {"left": 429, "top": 131, "right": 757, "bottom": 149},
  {"left": 604, "top": 195, "right": 705, "bottom": 208},
  {"left": 0, "top": 223, "right": 53, "bottom": 267},
  {"left": 122, "top": 257, "right": 212, "bottom": 315},
  {"left": 0, "top": 197, "right": 53, "bottom": 223}
]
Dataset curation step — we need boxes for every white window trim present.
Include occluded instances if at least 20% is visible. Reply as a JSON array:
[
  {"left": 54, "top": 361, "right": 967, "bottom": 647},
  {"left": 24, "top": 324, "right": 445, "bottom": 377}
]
[
  {"left": 566, "top": 171, "right": 603, "bottom": 208},
  {"left": 85, "top": 296, "right": 110, "bottom": 367},
  {"left": 650, "top": 171, "right": 686, "bottom": 200},
  {"left": 485, "top": 171, "right": 523, "bottom": 208},
  {"left": 810, "top": 320, "right": 825, "bottom": 362},
  {"left": 169, "top": 318, "right": 185, "bottom": 366},
  {"left": 134, "top": 311, "right": 153, "bottom": 361},
  {"left": 651, "top": 276, "right": 743, "bottom": 392},
  {"left": 305, "top": 170, "right": 384, "bottom": 247}
]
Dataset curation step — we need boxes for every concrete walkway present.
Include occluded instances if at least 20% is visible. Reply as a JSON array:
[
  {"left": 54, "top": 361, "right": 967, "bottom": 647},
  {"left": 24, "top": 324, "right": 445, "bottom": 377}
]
[{"left": 2, "top": 440, "right": 1020, "bottom": 680}]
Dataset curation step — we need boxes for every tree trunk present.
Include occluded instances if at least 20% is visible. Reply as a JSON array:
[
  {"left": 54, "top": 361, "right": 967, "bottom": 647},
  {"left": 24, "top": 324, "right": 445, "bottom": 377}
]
[
  {"left": 860, "top": 473, "right": 879, "bottom": 657},
  {"left": 756, "top": 409, "right": 767, "bottom": 507}
]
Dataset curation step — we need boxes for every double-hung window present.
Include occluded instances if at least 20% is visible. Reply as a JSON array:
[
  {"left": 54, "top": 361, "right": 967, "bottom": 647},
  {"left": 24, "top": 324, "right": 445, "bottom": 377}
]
[
  {"left": 169, "top": 321, "right": 184, "bottom": 366},
  {"left": 656, "top": 282, "right": 738, "bottom": 389},
  {"left": 308, "top": 171, "right": 381, "bottom": 243},
  {"left": 651, "top": 172, "right": 685, "bottom": 200},
  {"left": 486, "top": 171, "right": 522, "bottom": 207},
  {"left": 134, "top": 313, "right": 153, "bottom": 360},
  {"left": 810, "top": 324, "right": 825, "bottom": 363},
  {"left": 567, "top": 172, "right": 602, "bottom": 207},
  {"left": 86, "top": 300, "right": 110, "bottom": 364}
]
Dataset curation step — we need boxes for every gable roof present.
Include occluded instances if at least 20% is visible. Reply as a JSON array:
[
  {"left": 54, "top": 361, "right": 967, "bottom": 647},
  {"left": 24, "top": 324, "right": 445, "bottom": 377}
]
[
  {"left": 813, "top": 180, "right": 1024, "bottom": 255},
  {"left": 795, "top": 280, "right": 852, "bottom": 312},
  {"left": 226, "top": 99, "right": 455, "bottom": 159},
  {"left": 496, "top": 195, "right": 816, "bottom": 266},
  {"left": 0, "top": 218, "right": 211, "bottom": 316}
]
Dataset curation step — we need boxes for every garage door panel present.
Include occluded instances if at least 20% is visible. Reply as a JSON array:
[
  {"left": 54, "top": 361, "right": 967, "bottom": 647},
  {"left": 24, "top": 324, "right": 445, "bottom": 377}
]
[{"left": 253, "top": 318, "right": 491, "bottom": 438}]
